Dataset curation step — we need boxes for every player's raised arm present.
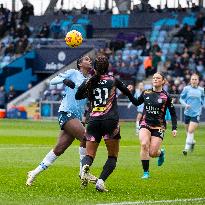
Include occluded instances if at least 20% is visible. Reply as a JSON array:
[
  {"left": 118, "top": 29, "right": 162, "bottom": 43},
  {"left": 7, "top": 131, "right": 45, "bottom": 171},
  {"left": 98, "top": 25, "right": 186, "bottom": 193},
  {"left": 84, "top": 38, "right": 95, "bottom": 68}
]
[{"left": 115, "top": 78, "right": 144, "bottom": 106}]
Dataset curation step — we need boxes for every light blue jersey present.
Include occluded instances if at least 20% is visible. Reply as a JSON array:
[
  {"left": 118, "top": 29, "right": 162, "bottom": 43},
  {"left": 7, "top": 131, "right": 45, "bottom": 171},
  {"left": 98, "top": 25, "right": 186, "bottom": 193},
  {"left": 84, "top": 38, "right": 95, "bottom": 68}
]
[
  {"left": 50, "top": 69, "right": 87, "bottom": 120},
  {"left": 179, "top": 85, "right": 205, "bottom": 117},
  {"left": 134, "top": 89, "right": 144, "bottom": 113}
]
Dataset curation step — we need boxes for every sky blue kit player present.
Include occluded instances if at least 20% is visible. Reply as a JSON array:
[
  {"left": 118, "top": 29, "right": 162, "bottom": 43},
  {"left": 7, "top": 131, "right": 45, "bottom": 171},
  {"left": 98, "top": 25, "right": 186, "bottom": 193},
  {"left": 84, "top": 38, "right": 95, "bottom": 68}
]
[
  {"left": 180, "top": 85, "right": 204, "bottom": 118},
  {"left": 180, "top": 73, "right": 205, "bottom": 155},
  {"left": 50, "top": 68, "right": 87, "bottom": 121},
  {"left": 26, "top": 56, "right": 97, "bottom": 186}
]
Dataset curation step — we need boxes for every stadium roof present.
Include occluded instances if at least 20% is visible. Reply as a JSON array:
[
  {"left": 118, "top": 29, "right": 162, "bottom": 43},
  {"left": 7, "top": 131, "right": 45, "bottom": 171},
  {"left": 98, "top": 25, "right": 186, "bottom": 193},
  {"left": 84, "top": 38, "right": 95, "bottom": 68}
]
[{"left": 0, "top": 0, "right": 202, "bottom": 15}]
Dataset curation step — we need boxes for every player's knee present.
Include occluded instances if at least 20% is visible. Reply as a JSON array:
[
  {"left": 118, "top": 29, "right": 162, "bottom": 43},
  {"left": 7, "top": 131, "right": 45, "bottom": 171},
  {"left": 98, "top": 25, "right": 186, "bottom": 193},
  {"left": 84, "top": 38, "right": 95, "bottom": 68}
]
[
  {"left": 187, "top": 129, "right": 194, "bottom": 134},
  {"left": 149, "top": 149, "right": 158, "bottom": 157},
  {"left": 53, "top": 145, "right": 67, "bottom": 156},
  {"left": 141, "top": 142, "right": 149, "bottom": 151},
  {"left": 76, "top": 130, "right": 86, "bottom": 141}
]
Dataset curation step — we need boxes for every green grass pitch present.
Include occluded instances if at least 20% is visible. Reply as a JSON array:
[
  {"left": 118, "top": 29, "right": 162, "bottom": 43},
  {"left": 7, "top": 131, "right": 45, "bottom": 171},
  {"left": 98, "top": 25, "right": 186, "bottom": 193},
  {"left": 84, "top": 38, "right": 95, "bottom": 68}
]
[{"left": 0, "top": 119, "right": 205, "bottom": 205}]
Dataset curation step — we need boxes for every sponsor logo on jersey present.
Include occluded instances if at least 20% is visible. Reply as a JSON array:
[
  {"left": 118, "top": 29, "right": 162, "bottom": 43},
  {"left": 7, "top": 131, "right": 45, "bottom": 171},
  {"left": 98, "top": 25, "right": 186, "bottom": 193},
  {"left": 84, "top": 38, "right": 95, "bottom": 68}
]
[
  {"left": 145, "top": 105, "right": 160, "bottom": 114},
  {"left": 144, "top": 90, "right": 152, "bottom": 94}
]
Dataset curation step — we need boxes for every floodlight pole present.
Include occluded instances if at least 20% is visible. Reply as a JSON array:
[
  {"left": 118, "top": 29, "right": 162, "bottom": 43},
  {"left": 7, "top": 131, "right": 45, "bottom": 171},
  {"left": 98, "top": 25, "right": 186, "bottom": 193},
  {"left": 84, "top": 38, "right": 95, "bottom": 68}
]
[
  {"left": 12, "top": 0, "right": 15, "bottom": 12},
  {"left": 199, "top": 0, "right": 204, "bottom": 7}
]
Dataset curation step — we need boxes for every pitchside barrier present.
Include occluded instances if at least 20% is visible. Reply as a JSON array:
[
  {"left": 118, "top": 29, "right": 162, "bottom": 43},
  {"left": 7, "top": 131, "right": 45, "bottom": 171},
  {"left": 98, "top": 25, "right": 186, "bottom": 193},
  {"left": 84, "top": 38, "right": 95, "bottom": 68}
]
[{"left": 39, "top": 100, "right": 205, "bottom": 122}]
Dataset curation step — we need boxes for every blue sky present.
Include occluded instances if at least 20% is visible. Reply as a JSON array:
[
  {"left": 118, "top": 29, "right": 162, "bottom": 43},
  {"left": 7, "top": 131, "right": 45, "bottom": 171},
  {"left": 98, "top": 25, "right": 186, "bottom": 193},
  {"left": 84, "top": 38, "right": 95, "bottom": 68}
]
[{"left": 0, "top": 0, "right": 199, "bottom": 15}]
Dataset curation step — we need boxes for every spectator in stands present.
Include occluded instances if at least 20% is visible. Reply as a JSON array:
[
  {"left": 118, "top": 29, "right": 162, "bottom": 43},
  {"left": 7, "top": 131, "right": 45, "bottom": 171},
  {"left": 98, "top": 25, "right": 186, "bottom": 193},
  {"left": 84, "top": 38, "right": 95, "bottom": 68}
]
[
  {"left": 152, "top": 51, "right": 162, "bottom": 74},
  {"left": 168, "top": 24, "right": 180, "bottom": 39},
  {"left": 7, "top": 85, "right": 16, "bottom": 102},
  {"left": 0, "top": 86, "right": 7, "bottom": 109},
  {"left": 37, "top": 22, "right": 50, "bottom": 38},
  {"left": 193, "top": 13, "right": 205, "bottom": 30},
  {"left": 196, "top": 60, "right": 205, "bottom": 74},
  {"left": 183, "top": 26, "right": 194, "bottom": 46},
  {"left": 133, "top": 34, "right": 147, "bottom": 49},
  {"left": 50, "top": 19, "right": 61, "bottom": 39},
  {"left": 15, "top": 37, "right": 28, "bottom": 55},
  {"left": 144, "top": 55, "right": 152, "bottom": 78},
  {"left": 81, "top": 5, "right": 88, "bottom": 14},
  {"left": 0, "top": 42, "right": 5, "bottom": 56},
  {"left": 141, "top": 42, "right": 151, "bottom": 56},
  {"left": 20, "top": 2, "right": 34, "bottom": 22},
  {"left": 156, "top": 5, "right": 162, "bottom": 13},
  {"left": 0, "top": 11, "right": 6, "bottom": 37},
  {"left": 4, "top": 42, "right": 15, "bottom": 56},
  {"left": 151, "top": 42, "right": 161, "bottom": 55},
  {"left": 15, "top": 23, "right": 30, "bottom": 38},
  {"left": 190, "top": 40, "right": 201, "bottom": 55},
  {"left": 0, "top": 4, "right": 6, "bottom": 14},
  {"left": 168, "top": 84, "right": 179, "bottom": 95},
  {"left": 191, "top": 3, "right": 200, "bottom": 12}
]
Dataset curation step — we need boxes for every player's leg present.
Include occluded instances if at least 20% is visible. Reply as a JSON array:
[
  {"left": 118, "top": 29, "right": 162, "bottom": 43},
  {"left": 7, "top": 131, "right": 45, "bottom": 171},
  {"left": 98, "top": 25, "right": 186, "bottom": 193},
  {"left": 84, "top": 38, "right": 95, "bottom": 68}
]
[
  {"left": 136, "top": 113, "right": 142, "bottom": 134},
  {"left": 81, "top": 140, "right": 99, "bottom": 187},
  {"left": 139, "top": 127, "right": 151, "bottom": 179},
  {"left": 26, "top": 130, "right": 75, "bottom": 186},
  {"left": 96, "top": 120, "right": 120, "bottom": 192},
  {"left": 149, "top": 130, "right": 164, "bottom": 166},
  {"left": 81, "top": 121, "right": 100, "bottom": 187},
  {"left": 79, "top": 114, "right": 87, "bottom": 176},
  {"left": 96, "top": 139, "right": 119, "bottom": 192},
  {"left": 187, "top": 121, "right": 198, "bottom": 152},
  {"left": 183, "top": 116, "right": 199, "bottom": 155},
  {"left": 64, "top": 118, "right": 98, "bottom": 183},
  {"left": 26, "top": 116, "right": 84, "bottom": 186},
  {"left": 79, "top": 140, "right": 86, "bottom": 177},
  {"left": 63, "top": 118, "right": 86, "bottom": 176},
  {"left": 183, "top": 115, "right": 190, "bottom": 155}
]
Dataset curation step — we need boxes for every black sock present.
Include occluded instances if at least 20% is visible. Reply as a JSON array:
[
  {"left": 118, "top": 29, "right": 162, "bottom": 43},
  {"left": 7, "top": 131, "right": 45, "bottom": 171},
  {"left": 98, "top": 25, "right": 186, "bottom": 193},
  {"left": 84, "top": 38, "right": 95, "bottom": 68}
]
[
  {"left": 99, "top": 156, "right": 117, "bottom": 182},
  {"left": 82, "top": 155, "right": 93, "bottom": 167},
  {"left": 141, "top": 160, "right": 149, "bottom": 172}
]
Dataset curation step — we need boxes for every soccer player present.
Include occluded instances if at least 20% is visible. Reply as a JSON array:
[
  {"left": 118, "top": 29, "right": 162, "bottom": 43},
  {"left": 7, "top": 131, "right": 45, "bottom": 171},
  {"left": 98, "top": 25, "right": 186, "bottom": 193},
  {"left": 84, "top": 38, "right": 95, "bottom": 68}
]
[
  {"left": 75, "top": 55, "right": 139, "bottom": 192},
  {"left": 134, "top": 72, "right": 177, "bottom": 179},
  {"left": 128, "top": 82, "right": 144, "bottom": 134},
  {"left": 180, "top": 73, "right": 205, "bottom": 155},
  {"left": 26, "top": 56, "right": 97, "bottom": 186}
]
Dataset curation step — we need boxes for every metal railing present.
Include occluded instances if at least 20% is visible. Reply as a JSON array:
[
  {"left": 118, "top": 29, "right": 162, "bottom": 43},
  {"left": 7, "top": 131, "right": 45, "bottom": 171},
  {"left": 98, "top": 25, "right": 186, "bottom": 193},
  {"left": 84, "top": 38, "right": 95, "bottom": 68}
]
[{"left": 39, "top": 100, "right": 205, "bottom": 122}]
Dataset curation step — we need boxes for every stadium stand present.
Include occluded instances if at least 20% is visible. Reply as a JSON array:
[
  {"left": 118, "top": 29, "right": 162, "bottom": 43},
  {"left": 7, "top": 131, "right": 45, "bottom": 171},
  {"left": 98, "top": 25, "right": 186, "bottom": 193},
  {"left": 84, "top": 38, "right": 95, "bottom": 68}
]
[{"left": 0, "top": 2, "right": 204, "bottom": 121}]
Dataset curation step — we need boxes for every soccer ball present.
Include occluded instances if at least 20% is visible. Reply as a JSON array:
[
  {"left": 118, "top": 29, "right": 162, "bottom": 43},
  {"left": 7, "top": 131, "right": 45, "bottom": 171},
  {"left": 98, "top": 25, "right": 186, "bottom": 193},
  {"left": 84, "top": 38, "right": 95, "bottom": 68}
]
[{"left": 65, "top": 30, "right": 83, "bottom": 48}]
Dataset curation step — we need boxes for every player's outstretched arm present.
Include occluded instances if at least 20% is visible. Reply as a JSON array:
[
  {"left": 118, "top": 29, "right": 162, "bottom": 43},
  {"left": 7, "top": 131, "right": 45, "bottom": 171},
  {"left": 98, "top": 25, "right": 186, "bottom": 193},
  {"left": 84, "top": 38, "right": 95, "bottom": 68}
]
[{"left": 115, "top": 79, "right": 144, "bottom": 106}]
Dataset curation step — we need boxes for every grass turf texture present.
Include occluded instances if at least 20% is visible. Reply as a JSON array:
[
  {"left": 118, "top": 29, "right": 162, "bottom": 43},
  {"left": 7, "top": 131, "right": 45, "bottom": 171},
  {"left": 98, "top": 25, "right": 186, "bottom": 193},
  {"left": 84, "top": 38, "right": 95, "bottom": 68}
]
[{"left": 0, "top": 119, "right": 205, "bottom": 205}]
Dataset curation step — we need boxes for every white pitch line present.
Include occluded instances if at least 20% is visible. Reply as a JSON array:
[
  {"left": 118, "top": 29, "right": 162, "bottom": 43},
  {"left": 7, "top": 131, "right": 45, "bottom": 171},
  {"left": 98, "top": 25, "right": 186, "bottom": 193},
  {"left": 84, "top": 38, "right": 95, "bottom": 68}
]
[
  {"left": 0, "top": 145, "right": 205, "bottom": 150},
  {"left": 97, "top": 198, "right": 205, "bottom": 205}
]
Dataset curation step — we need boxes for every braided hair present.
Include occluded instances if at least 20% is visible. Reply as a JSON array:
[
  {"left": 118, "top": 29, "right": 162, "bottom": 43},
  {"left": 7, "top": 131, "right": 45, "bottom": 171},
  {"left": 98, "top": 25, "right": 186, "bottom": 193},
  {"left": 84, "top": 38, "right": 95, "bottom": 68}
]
[{"left": 86, "top": 55, "right": 109, "bottom": 100}]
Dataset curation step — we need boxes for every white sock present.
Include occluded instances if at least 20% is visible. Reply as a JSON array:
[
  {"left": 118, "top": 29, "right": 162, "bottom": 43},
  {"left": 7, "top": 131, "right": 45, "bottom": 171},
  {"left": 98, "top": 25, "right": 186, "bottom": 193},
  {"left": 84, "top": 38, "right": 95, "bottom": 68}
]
[
  {"left": 136, "top": 121, "right": 139, "bottom": 133},
  {"left": 185, "top": 132, "right": 194, "bottom": 150},
  {"left": 79, "top": 147, "right": 86, "bottom": 176},
  {"left": 97, "top": 178, "right": 104, "bottom": 185},
  {"left": 32, "top": 149, "right": 58, "bottom": 176}
]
